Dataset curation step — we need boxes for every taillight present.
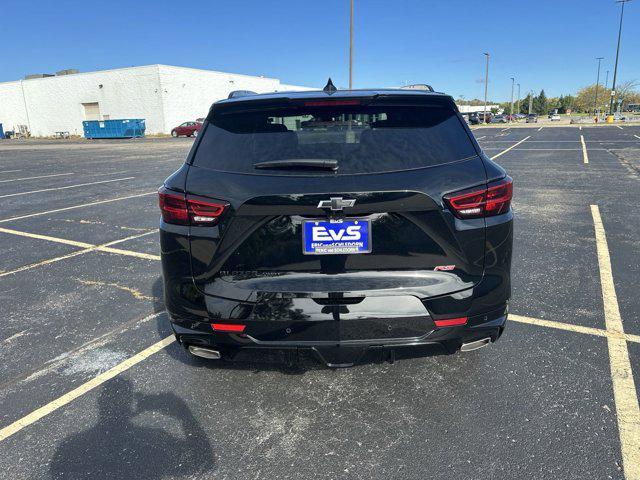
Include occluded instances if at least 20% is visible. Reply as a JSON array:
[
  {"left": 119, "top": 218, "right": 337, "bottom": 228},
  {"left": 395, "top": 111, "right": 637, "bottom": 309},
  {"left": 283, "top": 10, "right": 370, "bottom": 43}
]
[
  {"left": 158, "top": 187, "right": 188, "bottom": 225},
  {"left": 444, "top": 177, "right": 513, "bottom": 219},
  {"left": 484, "top": 177, "right": 513, "bottom": 217},
  {"left": 158, "top": 186, "right": 227, "bottom": 226}
]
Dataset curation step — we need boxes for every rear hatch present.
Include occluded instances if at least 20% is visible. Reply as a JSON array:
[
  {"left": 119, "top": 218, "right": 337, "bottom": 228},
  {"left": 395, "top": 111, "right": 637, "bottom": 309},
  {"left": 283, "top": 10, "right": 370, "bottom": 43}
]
[{"left": 185, "top": 93, "right": 486, "bottom": 304}]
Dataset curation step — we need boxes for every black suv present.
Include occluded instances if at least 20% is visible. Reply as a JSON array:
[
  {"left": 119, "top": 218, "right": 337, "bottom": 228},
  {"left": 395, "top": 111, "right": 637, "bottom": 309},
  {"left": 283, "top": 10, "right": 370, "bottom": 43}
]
[{"left": 159, "top": 87, "right": 513, "bottom": 367}]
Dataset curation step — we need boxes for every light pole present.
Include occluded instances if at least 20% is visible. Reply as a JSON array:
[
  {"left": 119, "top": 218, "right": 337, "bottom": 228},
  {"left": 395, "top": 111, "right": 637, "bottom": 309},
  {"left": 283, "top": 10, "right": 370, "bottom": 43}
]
[
  {"left": 483, "top": 53, "right": 490, "bottom": 123},
  {"left": 349, "top": 0, "right": 354, "bottom": 89},
  {"left": 609, "top": 0, "right": 633, "bottom": 116},
  {"left": 594, "top": 57, "right": 604, "bottom": 116},
  {"left": 528, "top": 90, "right": 534, "bottom": 115},
  {"left": 510, "top": 77, "right": 515, "bottom": 119},
  {"left": 516, "top": 83, "right": 521, "bottom": 115}
]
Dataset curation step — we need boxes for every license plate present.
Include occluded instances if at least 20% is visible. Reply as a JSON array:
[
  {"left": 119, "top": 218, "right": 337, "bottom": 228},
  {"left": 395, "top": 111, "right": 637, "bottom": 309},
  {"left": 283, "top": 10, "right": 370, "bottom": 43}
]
[{"left": 303, "top": 219, "right": 371, "bottom": 255}]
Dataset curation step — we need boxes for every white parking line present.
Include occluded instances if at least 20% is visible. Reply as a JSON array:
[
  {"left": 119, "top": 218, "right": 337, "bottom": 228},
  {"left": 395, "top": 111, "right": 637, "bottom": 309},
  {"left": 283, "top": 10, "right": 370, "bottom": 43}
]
[
  {"left": 616, "top": 125, "right": 623, "bottom": 130},
  {"left": 537, "top": 126, "right": 543, "bottom": 131},
  {"left": 580, "top": 135, "right": 589, "bottom": 164},
  {"left": 591, "top": 205, "right": 640, "bottom": 480},
  {"left": 490, "top": 136, "right": 531, "bottom": 159},
  {"left": 482, "top": 140, "right": 638, "bottom": 143},
  {"left": 634, "top": 135, "right": 640, "bottom": 141},
  {"left": 0, "top": 177, "right": 134, "bottom": 199},
  {"left": 0, "top": 169, "right": 23, "bottom": 175},
  {"left": 0, "top": 172, "right": 74, "bottom": 184},
  {"left": 475, "top": 136, "right": 486, "bottom": 140},
  {"left": 0, "top": 191, "right": 155, "bottom": 224},
  {"left": 498, "top": 148, "right": 583, "bottom": 151}
]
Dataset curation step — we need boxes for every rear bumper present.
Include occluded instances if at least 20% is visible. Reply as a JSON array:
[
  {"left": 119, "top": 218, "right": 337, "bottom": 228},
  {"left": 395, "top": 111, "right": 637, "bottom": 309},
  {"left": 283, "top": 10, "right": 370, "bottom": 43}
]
[{"left": 170, "top": 307, "right": 507, "bottom": 367}]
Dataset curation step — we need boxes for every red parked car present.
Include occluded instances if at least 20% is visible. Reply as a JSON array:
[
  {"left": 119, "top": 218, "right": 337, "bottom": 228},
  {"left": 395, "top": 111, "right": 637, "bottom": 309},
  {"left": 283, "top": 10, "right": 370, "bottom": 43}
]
[{"left": 171, "top": 121, "right": 202, "bottom": 137}]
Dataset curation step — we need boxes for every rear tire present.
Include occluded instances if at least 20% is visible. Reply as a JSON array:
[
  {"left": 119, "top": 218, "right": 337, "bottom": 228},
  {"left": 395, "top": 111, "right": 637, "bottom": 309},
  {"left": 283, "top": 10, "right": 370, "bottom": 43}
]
[{"left": 171, "top": 130, "right": 178, "bottom": 137}]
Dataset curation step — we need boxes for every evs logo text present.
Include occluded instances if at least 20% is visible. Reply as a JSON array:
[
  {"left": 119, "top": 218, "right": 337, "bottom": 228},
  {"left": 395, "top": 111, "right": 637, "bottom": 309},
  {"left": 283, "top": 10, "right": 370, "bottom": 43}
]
[{"left": 311, "top": 225, "right": 362, "bottom": 242}]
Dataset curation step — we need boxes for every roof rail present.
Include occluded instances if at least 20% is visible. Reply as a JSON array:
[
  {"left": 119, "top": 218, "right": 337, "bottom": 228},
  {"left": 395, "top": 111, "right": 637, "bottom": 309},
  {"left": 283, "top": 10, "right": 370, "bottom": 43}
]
[
  {"left": 400, "top": 84, "right": 434, "bottom": 92},
  {"left": 227, "top": 90, "right": 257, "bottom": 99}
]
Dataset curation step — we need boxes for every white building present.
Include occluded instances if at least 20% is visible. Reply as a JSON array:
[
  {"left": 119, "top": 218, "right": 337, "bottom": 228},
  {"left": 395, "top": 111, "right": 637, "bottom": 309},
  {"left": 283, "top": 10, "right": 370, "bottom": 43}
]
[
  {"left": 0, "top": 64, "right": 314, "bottom": 137},
  {"left": 457, "top": 104, "right": 502, "bottom": 114}
]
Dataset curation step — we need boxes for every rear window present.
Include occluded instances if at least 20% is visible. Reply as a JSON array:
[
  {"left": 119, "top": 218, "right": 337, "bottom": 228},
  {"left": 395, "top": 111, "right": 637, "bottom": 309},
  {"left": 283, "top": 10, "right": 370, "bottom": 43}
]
[{"left": 193, "top": 100, "right": 477, "bottom": 175}]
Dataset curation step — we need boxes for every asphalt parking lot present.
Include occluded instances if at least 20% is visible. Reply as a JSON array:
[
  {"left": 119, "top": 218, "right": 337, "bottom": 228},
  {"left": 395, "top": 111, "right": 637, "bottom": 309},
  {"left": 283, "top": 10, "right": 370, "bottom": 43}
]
[{"left": 0, "top": 126, "right": 639, "bottom": 480}]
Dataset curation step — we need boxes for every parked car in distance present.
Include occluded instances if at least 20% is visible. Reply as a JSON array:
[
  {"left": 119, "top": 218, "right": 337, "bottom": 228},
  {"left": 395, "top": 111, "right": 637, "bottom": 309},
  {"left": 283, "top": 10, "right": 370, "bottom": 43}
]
[
  {"left": 526, "top": 114, "right": 538, "bottom": 123},
  {"left": 479, "top": 112, "right": 491, "bottom": 123},
  {"left": 171, "top": 121, "right": 202, "bottom": 137},
  {"left": 550, "top": 114, "right": 561, "bottom": 121},
  {"left": 159, "top": 87, "right": 513, "bottom": 367},
  {"left": 491, "top": 114, "right": 507, "bottom": 123},
  {"left": 467, "top": 112, "right": 481, "bottom": 125}
]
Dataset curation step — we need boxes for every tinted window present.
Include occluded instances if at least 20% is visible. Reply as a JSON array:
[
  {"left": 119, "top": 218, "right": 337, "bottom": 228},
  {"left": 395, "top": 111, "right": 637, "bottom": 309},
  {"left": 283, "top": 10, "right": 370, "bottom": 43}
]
[{"left": 193, "top": 102, "right": 476, "bottom": 175}]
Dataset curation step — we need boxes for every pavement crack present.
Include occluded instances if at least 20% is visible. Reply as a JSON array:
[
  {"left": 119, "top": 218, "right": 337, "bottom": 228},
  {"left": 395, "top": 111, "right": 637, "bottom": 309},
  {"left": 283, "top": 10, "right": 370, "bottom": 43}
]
[{"left": 606, "top": 148, "right": 640, "bottom": 178}]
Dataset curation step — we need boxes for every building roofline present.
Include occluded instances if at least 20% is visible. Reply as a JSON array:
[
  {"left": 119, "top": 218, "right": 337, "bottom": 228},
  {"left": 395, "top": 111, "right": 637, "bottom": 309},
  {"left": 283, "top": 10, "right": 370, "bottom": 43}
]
[
  {"left": 0, "top": 64, "right": 299, "bottom": 86},
  {"left": 156, "top": 64, "right": 280, "bottom": 82}
]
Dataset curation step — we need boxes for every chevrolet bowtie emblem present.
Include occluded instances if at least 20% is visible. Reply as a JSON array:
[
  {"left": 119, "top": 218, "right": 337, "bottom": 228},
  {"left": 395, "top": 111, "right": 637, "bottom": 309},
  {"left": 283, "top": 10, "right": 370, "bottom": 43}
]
[{"left": 317, "top": 197, "right": 356, "bottom": 211}]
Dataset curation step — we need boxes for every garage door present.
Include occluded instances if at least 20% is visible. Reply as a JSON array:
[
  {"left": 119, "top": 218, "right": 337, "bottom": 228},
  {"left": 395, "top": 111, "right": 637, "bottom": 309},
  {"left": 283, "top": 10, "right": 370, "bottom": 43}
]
[{"left": 82, "top": 102, "right": 101, "bottom": 121}]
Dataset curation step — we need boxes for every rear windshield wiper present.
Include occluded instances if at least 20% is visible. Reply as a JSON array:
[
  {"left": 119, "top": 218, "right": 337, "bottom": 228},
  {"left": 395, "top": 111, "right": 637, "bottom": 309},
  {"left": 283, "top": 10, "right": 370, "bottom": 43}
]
[{"left": 253, "top": 159, "right": 339, "bottom": 171}]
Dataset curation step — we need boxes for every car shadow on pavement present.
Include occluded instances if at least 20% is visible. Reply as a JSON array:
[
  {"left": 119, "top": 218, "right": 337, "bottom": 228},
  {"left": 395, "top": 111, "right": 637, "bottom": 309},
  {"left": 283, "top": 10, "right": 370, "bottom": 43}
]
[
  {"left": 150, "top": 276, "right": 450, "bottom": 374},
  {"left": 50, "top": 375, "right": 215, "bottom": 479}
]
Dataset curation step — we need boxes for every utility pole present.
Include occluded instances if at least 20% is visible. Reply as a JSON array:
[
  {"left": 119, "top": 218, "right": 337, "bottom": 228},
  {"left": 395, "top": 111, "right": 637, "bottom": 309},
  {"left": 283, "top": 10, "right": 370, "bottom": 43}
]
[
  {"left": 348, "top": 0, "right": 354, "bottom": 89},
  {"left": 483, "top": 53, "right": 490, "bottom": 122},
  {"left": 528, "top": 90, "right": 534, "bottom": 115},
  {"left": 594, "top": 57, "right": 604, "bottom": 116},
  {"left": 609, "top": 0, "right": 633, "bottom": 116},
  {"left": 510, "top": 77, "right": 515, "bottom": 119},
  {"left": 516, "top": 83, "right": 521, "bottom": 115}
]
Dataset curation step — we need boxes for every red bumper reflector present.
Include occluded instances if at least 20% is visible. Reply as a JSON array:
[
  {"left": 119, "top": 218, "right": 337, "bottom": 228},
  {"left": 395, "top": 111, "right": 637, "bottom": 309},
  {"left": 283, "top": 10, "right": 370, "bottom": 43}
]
[
  {"left": 211, "top": 323, "right": 246, "bottom": 333},
  {"left": 433, "top": 317, "right": 468, "bottom": 327}
]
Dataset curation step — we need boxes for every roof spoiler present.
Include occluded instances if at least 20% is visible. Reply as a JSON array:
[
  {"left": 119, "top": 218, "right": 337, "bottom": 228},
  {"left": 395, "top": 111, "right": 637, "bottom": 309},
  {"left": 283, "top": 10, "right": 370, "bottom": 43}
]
[
  {"left": 400, "top": 84, "right": 434, "bottom": 92},
  {"left": 227, "top": 90, "right": 257, "bottom": 99}
]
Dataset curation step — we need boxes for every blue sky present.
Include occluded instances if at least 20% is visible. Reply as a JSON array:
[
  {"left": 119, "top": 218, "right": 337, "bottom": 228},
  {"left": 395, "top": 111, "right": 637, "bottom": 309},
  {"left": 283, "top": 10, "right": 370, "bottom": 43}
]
[{"left": 1, "top": 0, "right": 638, "bottom": 101}]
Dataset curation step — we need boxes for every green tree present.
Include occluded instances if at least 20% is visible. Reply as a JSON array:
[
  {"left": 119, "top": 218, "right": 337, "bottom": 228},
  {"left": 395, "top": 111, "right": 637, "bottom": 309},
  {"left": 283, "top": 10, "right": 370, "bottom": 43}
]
[
  {"left": 558, "top": 95, "right": 575, "bottom": 114},
  {"left": 575, "top": 84, "right": 612, "bottom": 113},
  {"left": 533, "top": 90, "right": 548, "bottom": 115},
  {"left": 519, "top": 94, "right": 532, "bottom": 114},
  {"left": 499, "top": 102, "right": 511, "bottom": 114}
]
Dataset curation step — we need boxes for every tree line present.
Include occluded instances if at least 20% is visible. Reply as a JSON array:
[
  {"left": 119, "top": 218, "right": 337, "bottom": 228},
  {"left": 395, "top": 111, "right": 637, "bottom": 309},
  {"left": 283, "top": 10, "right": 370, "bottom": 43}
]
[{"left": 459, "top": 80, "right": 639, "bottom": 115}]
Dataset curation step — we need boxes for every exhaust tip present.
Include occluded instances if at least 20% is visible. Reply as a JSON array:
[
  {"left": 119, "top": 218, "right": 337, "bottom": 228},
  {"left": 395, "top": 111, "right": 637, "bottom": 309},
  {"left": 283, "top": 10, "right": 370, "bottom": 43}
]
[
  {"left": 460, "top": 337, "right": 492, "bottom": 352},
  {"left": 188, "top": 346, "right": 221, "bottom": 360}
]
